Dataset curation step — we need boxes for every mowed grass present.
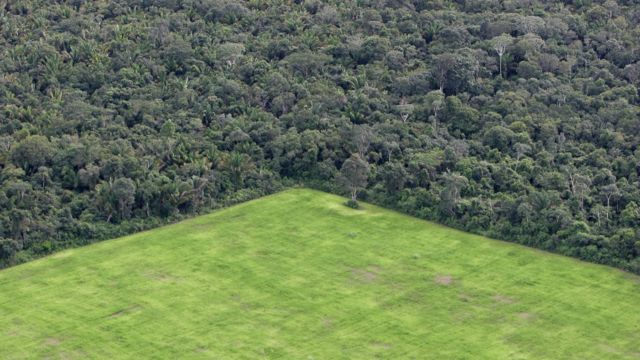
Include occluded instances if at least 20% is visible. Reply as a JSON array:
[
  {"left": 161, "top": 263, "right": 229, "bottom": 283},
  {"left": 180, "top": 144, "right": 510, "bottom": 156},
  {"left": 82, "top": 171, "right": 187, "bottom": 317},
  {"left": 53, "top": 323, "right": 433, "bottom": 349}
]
[{"left": 0, "top": 189, "right": 639, "bottom": 359}]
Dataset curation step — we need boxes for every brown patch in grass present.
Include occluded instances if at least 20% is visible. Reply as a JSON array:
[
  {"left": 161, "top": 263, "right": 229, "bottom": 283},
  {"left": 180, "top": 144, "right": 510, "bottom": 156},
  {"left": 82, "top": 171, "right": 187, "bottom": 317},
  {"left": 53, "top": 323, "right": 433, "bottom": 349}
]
[
  {"left": 60, "top": 353, "right": 72, "bottom": 360},
  {"left": 597, "top": 344, "right": 640, "bottom": 358},
  {"left": 598, "top": 344, "right": 622, "bottom": 355},
  {"left": 351, "top": 265, "right": 381, "bottom": 283},
  {"left": 453, "top": 311, "right": 474, "bottom": 323},
  {"left": 230, "top": 294, "right": 252, "bottom": 310},
  {"left": 194, "top": 346, "right": 208, "bottom": 353},
  {"left": 435, "top": 274, "right": 453, "bottom": 285},
  {"left": 321, "top": 317, "right": 334, "bottom": 329},
  {"left": 44, "top": 337, "right": 62, "bottom": 346},
  {"left": 401, "top": 290, "right": 426, "bottom": 304},
  {"left": 493, "top": 295, "right": 516, "bottom": 304},
  {"left": 370, "top": 342, "right": 392, "bottom": 350},
  {"left": 144, "top": 271, "right": 180, "bottom": 282},
  {"left": 517, "top": 312, "right": 535, "bottom": 320}
]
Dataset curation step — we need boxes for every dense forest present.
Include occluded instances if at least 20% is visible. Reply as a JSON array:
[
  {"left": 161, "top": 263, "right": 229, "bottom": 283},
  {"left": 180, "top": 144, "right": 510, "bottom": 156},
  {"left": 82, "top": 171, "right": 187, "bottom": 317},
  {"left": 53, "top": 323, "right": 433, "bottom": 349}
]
[{"left": 1, "top": 0, "right": 639, "bottom": 273}]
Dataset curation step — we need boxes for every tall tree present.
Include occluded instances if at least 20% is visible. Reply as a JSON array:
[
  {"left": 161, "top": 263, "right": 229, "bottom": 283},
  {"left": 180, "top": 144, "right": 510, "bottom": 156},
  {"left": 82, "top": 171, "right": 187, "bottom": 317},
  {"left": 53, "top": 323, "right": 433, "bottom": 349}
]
[
  {"left": 338, "top": 154, "right": 370, "bottom": 202},
  {"left": 440, "top": 172, "right": 469, "bottom": 216},
  {"left": 491, "top": 34, "right": 513, "bottom": 78},
  {"left": 10, "top": 136, "right": 54, "bottom": 174},
  {"left": 353, "top": 125, "right": 373, "bottom": 158}
]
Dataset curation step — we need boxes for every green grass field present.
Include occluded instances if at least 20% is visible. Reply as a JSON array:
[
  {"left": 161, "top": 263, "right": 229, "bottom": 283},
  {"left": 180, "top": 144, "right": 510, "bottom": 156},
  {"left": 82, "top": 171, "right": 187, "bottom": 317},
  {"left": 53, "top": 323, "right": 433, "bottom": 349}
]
[{"left": 0, "top": 189, "right": 638, "bottom": 359}]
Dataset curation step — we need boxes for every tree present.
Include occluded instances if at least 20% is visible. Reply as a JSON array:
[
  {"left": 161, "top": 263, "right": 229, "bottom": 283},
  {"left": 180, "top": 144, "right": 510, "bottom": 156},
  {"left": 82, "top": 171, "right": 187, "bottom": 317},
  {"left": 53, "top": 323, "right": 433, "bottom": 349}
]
[
  {"left": 162, "top": 38, "right": 193, "bottom": 73},
  {"left": 442, "top": 96, "right": 481, "bottom": 136},
  {"left": 96, "top": 178, "right": 136, "bottom": 222},
  {"left": 601, "top": 184, "right": 619, "bottom": 221},
  {"left": 514, "top": 143, "right": 531, "bottom": 161},
  {"left": 226, "top": 152, "right": 253, "bottom": 191},
  {"left": 610, "top": 228, "right": 638, "bottom": 260},
  {"left": 514, "top": 33, "right": 544, "bottom": 61},
  {"left": 423, "top": 22, "right": 443, "bottom": 43},
  {"left": 379, "top": 161, "right": 407, "bottom": 193},
  {"left": 431, "top": 50, "right": 479, "bottom": 94},
  {"left": 338, "top": 154, "right": 370, "bottom": 202},
  {"left": 440, "top": 172, "right": 469, "bottom": 216},
  {"left": 433, "top": 53, "right": 456, "bottom": 92},
  {"left": 410, "top": 150, "right": 445, "bottom": 185},
  {"left": 216, "top": 42, "right": 245, "bottom": 68},
  {"left": 112, "top": 178, "right": 136, "bottom": 221},
  {"left": 353, "top": 124, "right": 373, "bottom": 158},
  {"left": 397, "top": 98, "right": 414, "bottom": 123},
  {"left": 8, "top": 181, "right": 31, "bottom": 205},
  {"left": 9, "top": 210, "right": 31, "bottom": 243},
  {"left": 78, "top": 164, "right": 101, "bottom": 190},
  {"left": 34, "top": 166, "right": 52, "bottom": 189},
  {"left": 491, "top": 34, "right": 513, "bottom": 78},
  {"left": 566, "top": 170, "right": 591, "bottom": 211},
  {"left": 10, "top": 136, "right": 54, "bottom": 174},
  {"left": 621, "top": 202, "right": 640, "bottom": 227},
  {"left": 424, "top": 90, "right": 445, "bottom": 132},
  {"left": 518, "top": 16, "right": 546, "bottom": 35},
  {"left": 284, "top": 51, "right": 331, "bottom": 77},
  {"left": 484, "top": 125, "right": 515, "bottom": 152},
  {"left": 0, "top": 238, "right": 21, "bottom": 264}
]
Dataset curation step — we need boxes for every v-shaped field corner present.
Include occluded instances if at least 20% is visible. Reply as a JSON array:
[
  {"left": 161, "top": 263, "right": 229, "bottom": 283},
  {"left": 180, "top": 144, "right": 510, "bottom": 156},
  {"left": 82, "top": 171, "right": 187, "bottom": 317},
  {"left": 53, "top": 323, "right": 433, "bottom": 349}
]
[{"left": 0, "top": 188, "right": 638, "bottom": 359}]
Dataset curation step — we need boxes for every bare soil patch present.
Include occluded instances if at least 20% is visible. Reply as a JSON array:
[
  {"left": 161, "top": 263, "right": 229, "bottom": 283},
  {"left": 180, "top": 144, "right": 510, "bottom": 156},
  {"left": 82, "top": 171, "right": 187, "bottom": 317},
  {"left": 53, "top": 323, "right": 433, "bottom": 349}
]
[
  {"left": 493, "top": 295, "right": 516, "bottom": 304},
  {"left": 144, "top": 271, "right": 181, "bottom": 282},
  {"left": 517, "top": 312, "right": 535, "bottom": 320},
  {"left": 435, "top": 274, "right": 453, "bottom": 285},
  {"left": 44, "top": 337, "right": 62, "bottom": 346},
  {"left": 370, "top": 342, "right": 392, "bottom": 350},
  {"left": 230, "top": 294, "right": 252, "bottom": 310},
  {"left": 351, "top": 265, "right": 381, "bottom": 283},
  {"left": 321, "top": 317, "right": 334, "bottom": 329}
]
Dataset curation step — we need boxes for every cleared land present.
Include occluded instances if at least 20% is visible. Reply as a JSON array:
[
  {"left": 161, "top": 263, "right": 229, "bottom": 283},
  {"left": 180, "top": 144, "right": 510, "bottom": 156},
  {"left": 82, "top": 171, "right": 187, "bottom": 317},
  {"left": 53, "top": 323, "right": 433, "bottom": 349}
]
[{"left": 0, "top": 188, "right": 638, "bottom": 359}]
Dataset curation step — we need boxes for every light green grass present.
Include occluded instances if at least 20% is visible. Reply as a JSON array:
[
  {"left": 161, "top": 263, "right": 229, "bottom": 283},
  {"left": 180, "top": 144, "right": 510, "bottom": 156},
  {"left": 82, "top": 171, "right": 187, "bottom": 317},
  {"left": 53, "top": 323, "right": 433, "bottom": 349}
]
[{"left": 0, "top": 188, "right": 638, "bottom": 359}]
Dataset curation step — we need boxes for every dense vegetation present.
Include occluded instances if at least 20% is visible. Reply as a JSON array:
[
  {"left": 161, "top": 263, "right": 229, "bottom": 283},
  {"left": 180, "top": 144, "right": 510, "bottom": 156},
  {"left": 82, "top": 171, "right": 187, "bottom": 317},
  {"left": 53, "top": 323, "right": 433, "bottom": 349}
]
[
  {"left": 1, "top": 0, "right": 640, "bottom": 272},
  {"left": 1, "top": 189, "right": 638, "bottom": 359}
]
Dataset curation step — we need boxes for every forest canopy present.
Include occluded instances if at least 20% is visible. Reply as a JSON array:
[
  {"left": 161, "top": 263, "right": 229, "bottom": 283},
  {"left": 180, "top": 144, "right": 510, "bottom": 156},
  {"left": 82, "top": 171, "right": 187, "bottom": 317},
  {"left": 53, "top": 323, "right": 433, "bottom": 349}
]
[{"left": 1, "top": 0, "right": 640, "bottom": 273}]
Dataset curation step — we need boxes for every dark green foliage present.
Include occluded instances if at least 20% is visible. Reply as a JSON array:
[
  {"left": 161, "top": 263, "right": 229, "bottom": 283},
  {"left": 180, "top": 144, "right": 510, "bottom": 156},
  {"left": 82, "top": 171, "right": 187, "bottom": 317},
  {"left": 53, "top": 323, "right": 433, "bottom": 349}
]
[
  {"left": 10, "top": 136, "right": 53, "bottom": 174},
  {"left": 0, "top": 0, "right": 639, "bottom": 273},
  {"left": 344, "top": 199, "right": 360, "bottom": 209}
]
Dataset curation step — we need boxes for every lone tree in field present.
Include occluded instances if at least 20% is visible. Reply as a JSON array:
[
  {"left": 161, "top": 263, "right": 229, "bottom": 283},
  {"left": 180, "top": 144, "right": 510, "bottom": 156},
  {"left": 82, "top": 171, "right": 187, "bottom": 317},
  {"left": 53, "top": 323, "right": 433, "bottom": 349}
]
[{"left": 338, "top": 153, "right": 370, "bottom": 203}]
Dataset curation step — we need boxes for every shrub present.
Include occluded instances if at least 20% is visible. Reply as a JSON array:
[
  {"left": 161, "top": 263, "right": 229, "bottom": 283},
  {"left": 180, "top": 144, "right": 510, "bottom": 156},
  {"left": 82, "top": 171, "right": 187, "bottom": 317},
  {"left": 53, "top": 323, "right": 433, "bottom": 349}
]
[{"left": 344, "top": 199, "right": 360, "bottom": 209}]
